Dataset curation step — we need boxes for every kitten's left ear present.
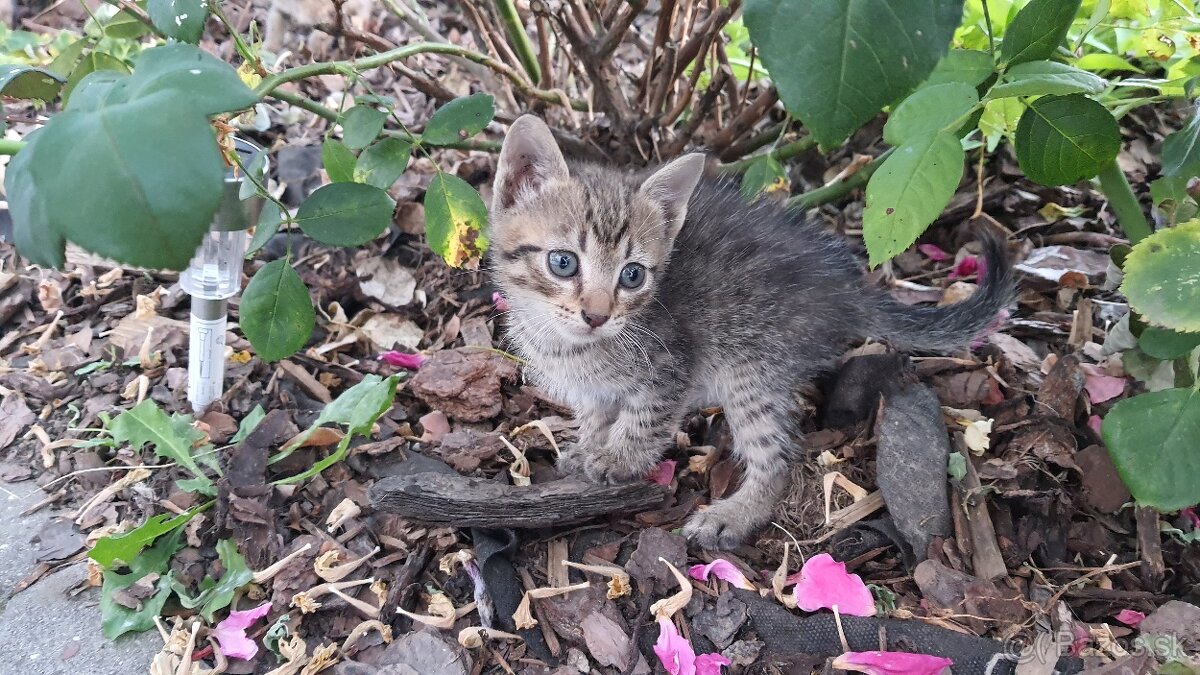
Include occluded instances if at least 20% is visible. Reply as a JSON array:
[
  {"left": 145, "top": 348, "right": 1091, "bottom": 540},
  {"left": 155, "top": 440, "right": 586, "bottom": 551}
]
[{"left": 640, "top": 153, "right": 706, "bottom": 238}]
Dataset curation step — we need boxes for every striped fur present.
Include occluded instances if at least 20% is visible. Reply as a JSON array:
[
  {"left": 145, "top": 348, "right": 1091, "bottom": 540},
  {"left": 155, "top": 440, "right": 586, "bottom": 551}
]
[{"left": 489, "top": 116, "right": 1014, "bottom": 549}]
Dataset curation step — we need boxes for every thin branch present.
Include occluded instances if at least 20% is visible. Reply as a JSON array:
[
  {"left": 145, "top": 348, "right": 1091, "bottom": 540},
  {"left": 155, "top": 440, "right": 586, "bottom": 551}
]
[
  {"left": 788, "top": 149, "right": 892, "bottom": 210},
  {"left": 100, "top": 0, "right": 156, "bottom": 31},
  {"left": 662, "top": 66, "right": 729, "bottom": 156},
  {"left": 707, "top": 87, "right": 779, "bottom": 157},
  {"left": 255, "top": 41, "right": 588, "bottom": 111},
  {"left": 718, "top": 136, "right": 815, "bottom": 174},
  {"left": 495, "top": 0, "right": 541, "bottom": 82},
  {"left": 596, "top": 0, "right": 645, "bottom": 58}
]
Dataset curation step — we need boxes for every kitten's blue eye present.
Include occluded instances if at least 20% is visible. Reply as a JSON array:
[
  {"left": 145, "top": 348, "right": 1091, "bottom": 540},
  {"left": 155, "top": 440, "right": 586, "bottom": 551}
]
[
  {"left": 547, "top": 250, "right": 579, "bottom": 278},
  {"left": 619, "top": 263, "right": 646, "bottom": 289}
]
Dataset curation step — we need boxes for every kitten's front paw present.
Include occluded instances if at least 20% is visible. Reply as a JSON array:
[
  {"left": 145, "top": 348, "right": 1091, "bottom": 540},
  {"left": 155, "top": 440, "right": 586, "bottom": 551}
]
[
  {"left": 580, "top": 453, "right": 654, "bottom": 485},
  {"left": 683, "top": 499, "right": 768, "bottom": 550}
]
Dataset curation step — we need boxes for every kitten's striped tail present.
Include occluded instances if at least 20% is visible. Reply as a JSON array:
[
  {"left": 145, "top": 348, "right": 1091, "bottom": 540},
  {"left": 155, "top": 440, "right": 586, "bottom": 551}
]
[{"left": 870, "top": 233, "right": 1016, "bottom": 352}]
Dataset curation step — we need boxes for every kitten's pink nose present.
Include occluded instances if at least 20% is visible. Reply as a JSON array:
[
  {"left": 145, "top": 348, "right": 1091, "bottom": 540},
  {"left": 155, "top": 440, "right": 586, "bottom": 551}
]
[{"left": 581, "top": 310, "right": 609, "bottom": 328}]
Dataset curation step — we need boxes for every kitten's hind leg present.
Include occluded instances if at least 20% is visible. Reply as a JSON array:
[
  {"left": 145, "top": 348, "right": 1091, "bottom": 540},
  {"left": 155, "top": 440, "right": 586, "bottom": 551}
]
[{"left": 684, "top": 386, "right": 796, "bottom": 550}]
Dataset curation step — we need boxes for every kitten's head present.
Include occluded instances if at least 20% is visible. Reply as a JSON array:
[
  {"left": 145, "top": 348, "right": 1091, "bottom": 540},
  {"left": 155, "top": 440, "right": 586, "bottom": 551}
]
[{"left": 489, "top": 115, "right": 704, "bottom": 344}]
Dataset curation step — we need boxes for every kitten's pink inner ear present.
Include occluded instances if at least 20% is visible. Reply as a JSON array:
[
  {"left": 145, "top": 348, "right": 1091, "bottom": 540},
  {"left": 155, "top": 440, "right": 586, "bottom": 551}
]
[
  {"left": 493, "top": 116, "right": 569, "bottom": 211},
  {"left": 640, "top": 153, "right": 705, "bottom": 231}
]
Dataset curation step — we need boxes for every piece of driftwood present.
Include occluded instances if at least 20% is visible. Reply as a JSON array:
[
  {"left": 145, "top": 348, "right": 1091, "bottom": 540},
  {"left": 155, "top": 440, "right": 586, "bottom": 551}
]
[{"left": 369, "top": 473, "right": 667, "bottom": 528}]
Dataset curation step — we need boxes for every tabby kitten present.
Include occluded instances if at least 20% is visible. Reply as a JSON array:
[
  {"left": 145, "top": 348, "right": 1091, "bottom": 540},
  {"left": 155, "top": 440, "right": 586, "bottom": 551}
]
[{"left": 488, "top": 115, "right": 1013, "bottom": 549}]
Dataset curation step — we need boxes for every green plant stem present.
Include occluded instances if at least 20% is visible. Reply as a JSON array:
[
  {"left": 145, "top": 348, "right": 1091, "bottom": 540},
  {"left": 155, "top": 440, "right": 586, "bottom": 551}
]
[
  {"left": 208, "top": 0, "right": 256, "bottom": 65},
  {"left": 1097, "top": 160, "right": 1151, "bottom": 244},
  {"left": 494, "top": 0, "right": 540, "bottom": 83},
  {"left": 256, "top": 42, "right": 587, "bottom": 111},
  {"left": 0, "top": 139, "right": 26, "bottom": 155},
  {"left": 788, "top": 149, "right": 892, "bottom": 209},
  {"left": 718, "top": 136, "right": 816, "bottom": 173}
]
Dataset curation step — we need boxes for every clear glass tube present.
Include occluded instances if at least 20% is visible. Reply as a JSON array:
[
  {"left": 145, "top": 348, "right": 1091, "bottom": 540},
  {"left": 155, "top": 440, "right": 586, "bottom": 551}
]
[{"left": 180, "top": 229, "right": 247, "bottom": 300}]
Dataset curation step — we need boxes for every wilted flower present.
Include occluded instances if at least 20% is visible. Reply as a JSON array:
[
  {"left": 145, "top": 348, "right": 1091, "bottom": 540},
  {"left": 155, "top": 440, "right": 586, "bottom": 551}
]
[
  {"left": 831, "top": 650, "right": 953, "bottom": 675},
  {"left": 377, "top": 350, "right": 425, "bottom": 370},
  {"left": 688, "top": 559, "right": 755, "bottom": 591},
  {"left": 1114, "top": 609, "right": 1146, "bottom": 627},
  {"left": 790, "top": 553, "right": 875, "bottom": 617},
  {"left": 917, "top": 244, "right": 949, "bottom": 262},
  {"left": 214, "top": 602, "right": 272, "bottom": 660},
  {"left": 653, "top": 615, "right": 730, "bottom": 675},
  {"left": 947, "top": 255, "right": 982, "bottom": 280},
  {"left": 648, "top": 460, "right": 677, "bottom": 486}
]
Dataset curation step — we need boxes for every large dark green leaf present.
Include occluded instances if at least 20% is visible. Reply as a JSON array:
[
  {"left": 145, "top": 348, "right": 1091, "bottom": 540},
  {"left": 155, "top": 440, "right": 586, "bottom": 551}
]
[
  {"left": 340, "top": 105, "right": 386, "bottom": 150},
  {"left": 295, "top": 182, "right": 395, "bottom": 247},
  {"left": 1121, "top": 220, "right": 1200, "bottom": 333},
  {"left": 0, "top": 64, "right": 65, "bottom": 101},
  {"left": 1014, "top": 94, "right": 1120, "bottom": 186},
  {"left": 999, "top": 0, "right": 1082, "bottom": 66},
  {"left": 863, "top": 132, "right": 964, "bottom": 267},
  {"left": 240, "top": 260, "right": 315, "bottom": 361},
  {"left": 147, "top": 0, "right": 208, "bottom": 43},
  {"left": 1103, "top": 388, "right": 1200, "bottom": 512},
  {"left": 322, "top": 138, "right": 357, "bottom": 183},
  {"left": 883, "top": 82, "right": 978, "bottom": 146},
  {"left": 987, "top": 60, "right": 1106, "bottom": 98},
  {"left": 1139, "top": 327, "right": 1200, "bottom": 360},
  {"left": 424, "top": 173, "right": 489, "bottom": 268},
  {"left": 744, "top": 0, "right": 964, "bottom": 147},
  {"left": 355, "top": 137, "right": 411, "bottom": 189},
  {"left": 1162, "top": 110, "right": 1200, "bottom": 180},
  {"left": 4, "top": 44, "right": 258, "bottom": 271},
  {"left": 421, "top": 93, "right": 495, "bottom": 146}
]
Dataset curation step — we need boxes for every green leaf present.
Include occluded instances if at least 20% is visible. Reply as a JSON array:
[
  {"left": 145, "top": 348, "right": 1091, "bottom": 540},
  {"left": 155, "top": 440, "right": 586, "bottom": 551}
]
[
  {"left": 4, "top": 44, "right": 258, "bottom": 271},
  {"left": 97, "top": 8, "right": 153, "bottom": 39},
  {"left": 740, "top": 154, "right": 788, "bottom": 199},
  {"left": 110, "top": 400, "right": 217, "bottom": 494},
  {"left": 340, "top": 105, "right": 386, "bottom": 150},
  {"left": 1150, "top": 176, "right": 1198, "bottom": 227},
  {"left": 863, "top": 132, "right": 964, "bottom": 267},
  {"left": 173, "top": 539, "right": 253, "bottom": 621},
  {"left": 231, "top": 405, "right": 266, "bottom": 444},
  {"left": 0, "top": 64, "right": 65, "bottom": 101},
  {"left": 1014, "top": 94, "right": 1120, "bottom": 186},
  {"left": 422, "top": 93, "right": 495, "bottom": 146},
  {"left": 1075, "top": 53, "right": 1144, "bottom": 73},
  {"left": 979, "top": 97, "right": 1025, "bottom": 151},
  {"left": 296, "top": 182, "right": 395, "bottom": 247},
  {"left": 240, "top": 259, "right": 315, "bottom": 362},
  {"left": 999, "top": 0, "right": 1081, "bottom": 66},
  {"left": 90, "top": 506, "right": 204, "bottom": 569},
  {"left": 147, "top": 0, "right": 208, "bottom": 43},
  {"left": 1162, "top": 111, "right": 1200, "bottom": 180},
  {"left": 47, "top": 38, "right": 91, "bottom": 78},
  {"left": 922, "top": 49, "right": 994, "bottom": 87},
  {"left": 987, "top": 60, "right": 1106, "bottom": 98},
  {"left": 355, "top": 137, "right": 411, "bottom": 190},
  {"left": 322, "top": 138, "right": 357, "bottom": 183},
  {"left": 247, "top": 201, "right": 284, "bottom": 256},
  {"left": 424, "top": 173, "right": 489, "bottom": 268},
  {"left": 1103, "top": 388, "right": 1200, "bottom": 511},
  {"left": 744, "top": 0, "right": 964, "bottom": 147},
  {"left": 1121, "top": 220, "right": 1200, "bottom": 333},
  {"left": 1140, "top": 327, "right": 1200, "bottom": 360},
  {"left": 947, "top": 453, "right": 967, "bottom": 481},
  {"left": 62, "top": 51, "right": 128, "bottom": 105},
  {"left": 884, "top": 82, "right": 978, "bottom": 146},
  {"left": 100, "top": 529, "right": 183, "bottom": 639},
  {"left": 271, "top": 375, "right": 400, "bottom": 483}
]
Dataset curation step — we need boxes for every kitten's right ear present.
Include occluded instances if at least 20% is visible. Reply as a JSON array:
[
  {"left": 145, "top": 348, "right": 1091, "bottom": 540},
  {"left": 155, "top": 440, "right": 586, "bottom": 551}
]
[{"left": 492, "top": 115, "right": 568, "bottom": 211}]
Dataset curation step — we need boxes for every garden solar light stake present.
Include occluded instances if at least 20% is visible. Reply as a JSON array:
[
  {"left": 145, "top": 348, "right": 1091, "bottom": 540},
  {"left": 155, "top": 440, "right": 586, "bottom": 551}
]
[{"left": 179, "top": 138, "right": 267, "bottom": 413}]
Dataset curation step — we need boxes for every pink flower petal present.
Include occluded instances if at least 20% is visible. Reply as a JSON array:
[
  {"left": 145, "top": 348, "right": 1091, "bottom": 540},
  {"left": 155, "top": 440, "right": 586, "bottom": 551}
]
[
  {"left": 1069, "top": 622, "right": 1090, "bottom": 656},
  {"left": 1182, "top": 507, "right": 1200, "bottom": 530},
  {"left": 948, "top": 255, "right": 980, "bottom": 280},
  {"left": 378, "top": 350, "right": 425, "bottom": 370},
  {"left": 1115, "top": 609, "right": 1146, "bottom": 627},
  {"left": 653, "top": 616, "right": 696, "bottom": 675},
  {"left": 791, "top": 553, "right": 875, "bottom": 617},
  {"left": 648, "top": 460, "right": 677, "bottom": 486},
  {"left": 689, "top": 559, "right": 755, "bottom": 591},
  {"left": 492, "top": 292, "right": 510, "bottom": 313},
  {"left": 214, "top": 602, "right": 272, "bottom": 661},
  {"left": 695, "top": 652, "right": 731, "bottom": 675},
  {"left": 832, "top": 651, "right": 953, "bottom": 675},
  {"left": 1081, "top": 364, "right": 1125, "bottom": 404},
  {"left": 917, "top": 244, "right": 949, "bottom": 262},
  {"left": 1087, "top": 415, "right": 1103, "bottom": 436}
]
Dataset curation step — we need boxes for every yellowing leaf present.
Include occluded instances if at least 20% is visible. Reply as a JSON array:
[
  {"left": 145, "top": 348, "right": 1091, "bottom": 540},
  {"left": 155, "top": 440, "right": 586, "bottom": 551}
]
[{"left": 424, "top": 173, "right": 489, "bottom": 269}]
